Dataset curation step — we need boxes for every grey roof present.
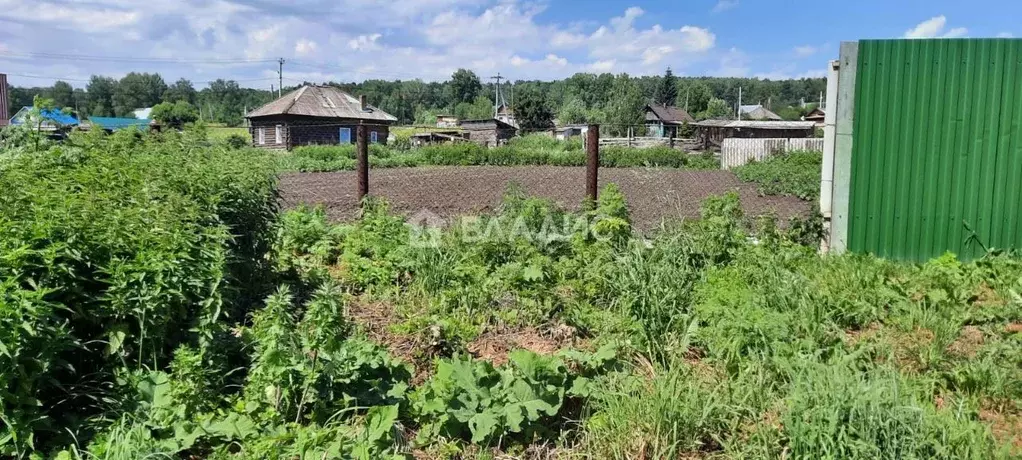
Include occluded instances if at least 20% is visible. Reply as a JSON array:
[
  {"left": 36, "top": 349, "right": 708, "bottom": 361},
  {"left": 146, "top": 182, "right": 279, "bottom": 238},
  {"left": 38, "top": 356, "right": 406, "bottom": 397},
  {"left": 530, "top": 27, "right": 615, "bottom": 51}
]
[
  {"left": 459, "top": 118, "right": 518, "bottom": 130},
  {"left": 246, "top": 85, "right": 397, "bottom": 122},
  {"left": 646, "top": 104, "right": 695, "bottom": 124},
  {"left": 692, "top": 120, "right": 817, "bottom": 129},
  {"left": 739, "top": 104, "right": 783, "bottom": 121}
]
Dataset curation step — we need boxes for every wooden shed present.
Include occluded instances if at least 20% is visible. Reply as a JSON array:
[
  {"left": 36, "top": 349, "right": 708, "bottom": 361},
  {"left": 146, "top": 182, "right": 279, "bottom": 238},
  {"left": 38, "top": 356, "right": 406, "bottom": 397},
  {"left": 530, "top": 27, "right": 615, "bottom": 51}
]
[
  {"left": 245, "top": 85, "right": 397, "bottom": 150},
  {"left": 692, "top": 120, "right": 816, "bottom": 149},
  {"left": 458, "top": 119, "right": 518, "bottom": 147},
  {"left": 644, "top": 104, "right": 695, "bottom": 138}
]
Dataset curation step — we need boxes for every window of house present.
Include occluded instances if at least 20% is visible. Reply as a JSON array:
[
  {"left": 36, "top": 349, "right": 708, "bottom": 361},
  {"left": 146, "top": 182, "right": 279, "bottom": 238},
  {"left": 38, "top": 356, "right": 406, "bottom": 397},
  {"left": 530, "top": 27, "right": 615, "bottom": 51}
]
[
  {"left": 274, "top": 125, "right": 282, "bottom": 144},
  {"left": 257, "top": 127, "right": 265, "bottom": 145},
  {"left": 339, "top": 127, "right": 352, "bottom": 144},
  {"left": 370, "top": 131, "right": 379, "bottom": 143}
]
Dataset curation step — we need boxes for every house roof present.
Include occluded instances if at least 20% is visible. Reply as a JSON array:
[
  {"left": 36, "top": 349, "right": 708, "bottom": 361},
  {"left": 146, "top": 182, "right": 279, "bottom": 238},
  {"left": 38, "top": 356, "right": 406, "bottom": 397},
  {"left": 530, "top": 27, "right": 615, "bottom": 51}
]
[
  {"left": 691, "top": 120, "right": 816, "bottom": 130},
  {"left": 803, "top": 107, "right": 826, "bottom": 120},
  {"left": 459, "top": 118, "right": 518, "bottom": 130},
  {"left": 89, "top": 117, "right": 151, "bottom": 131},
  {"left": 246, "top": 85, "right": 398, "bottom": 122},
  {"left": 11, "top": 107, "right": 79, "bottom": 126},
  {"left": 646, "top": 104, "right": 695, "bottom": 124},
  {"left": 739, "top": 105, "right": 783, "bottom": 121}
]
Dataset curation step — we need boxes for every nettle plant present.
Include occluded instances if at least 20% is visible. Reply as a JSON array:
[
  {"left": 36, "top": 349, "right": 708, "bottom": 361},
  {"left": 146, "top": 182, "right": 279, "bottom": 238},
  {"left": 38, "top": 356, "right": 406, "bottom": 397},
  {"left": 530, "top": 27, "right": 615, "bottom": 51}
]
[{"left": 411, "top": 344, "right": 619, "bottom": 447}]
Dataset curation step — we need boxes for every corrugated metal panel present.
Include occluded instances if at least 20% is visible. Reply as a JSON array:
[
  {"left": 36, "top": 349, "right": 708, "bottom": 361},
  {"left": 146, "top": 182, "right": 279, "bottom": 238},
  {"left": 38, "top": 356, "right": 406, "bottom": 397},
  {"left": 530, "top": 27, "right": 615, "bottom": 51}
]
[
  {"left": 848, "top": 39, "right": 1022, "bottom": 261},
  {"left": 721, "top": 138, "right": 824, "bottom": 169}
]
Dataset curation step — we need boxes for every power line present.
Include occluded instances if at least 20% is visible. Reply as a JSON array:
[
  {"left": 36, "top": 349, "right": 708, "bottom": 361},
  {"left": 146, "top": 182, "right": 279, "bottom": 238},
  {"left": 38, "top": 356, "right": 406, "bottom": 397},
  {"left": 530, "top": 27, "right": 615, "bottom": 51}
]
[{"left": 0, "top": 51, "right": 277, "bottom": 64}]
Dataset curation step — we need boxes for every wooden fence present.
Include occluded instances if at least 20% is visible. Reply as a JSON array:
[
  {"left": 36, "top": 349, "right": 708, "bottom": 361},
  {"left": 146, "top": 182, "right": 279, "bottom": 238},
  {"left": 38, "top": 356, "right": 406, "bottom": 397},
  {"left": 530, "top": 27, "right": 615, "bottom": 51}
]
[
  {"left": 597, "top": 137, "right": 700, "bottom": 150},
  {"left": 721, "top": 138, "right": 824, "bottom": 170}
]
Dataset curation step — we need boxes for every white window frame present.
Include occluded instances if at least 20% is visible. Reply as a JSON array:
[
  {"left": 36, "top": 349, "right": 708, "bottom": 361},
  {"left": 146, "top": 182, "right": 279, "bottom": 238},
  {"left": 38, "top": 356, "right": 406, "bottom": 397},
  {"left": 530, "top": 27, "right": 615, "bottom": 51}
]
[
  {"left": 339, "top": 127, "right": 352, "bottom": 144},
  {"left": 370, "top": 131, "right": 379, "bottom": 144},
  {"left": 274, "top": 125, "right": 282, "bottom": 144},
  {"left": 257, "top": 127, "right": 265, "bottom": 145}
]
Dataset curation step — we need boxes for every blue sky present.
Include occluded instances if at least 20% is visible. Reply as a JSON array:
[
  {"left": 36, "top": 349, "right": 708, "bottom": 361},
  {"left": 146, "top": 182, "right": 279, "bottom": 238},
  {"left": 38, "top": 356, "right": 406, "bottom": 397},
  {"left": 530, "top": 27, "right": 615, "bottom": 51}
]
[{"left": 0, "top": 0, "right": 1015, "bottom": 88}]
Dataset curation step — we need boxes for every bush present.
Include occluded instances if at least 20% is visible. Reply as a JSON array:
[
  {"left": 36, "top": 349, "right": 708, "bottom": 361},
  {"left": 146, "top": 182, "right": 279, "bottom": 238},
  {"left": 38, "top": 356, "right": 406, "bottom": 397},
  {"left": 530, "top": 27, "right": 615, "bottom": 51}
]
[
  {"left": 0, "top": 130, "right": 278, "bottom": 455},
  {"left": 732, "top": 149, "right": 822, "bottom": 200}
]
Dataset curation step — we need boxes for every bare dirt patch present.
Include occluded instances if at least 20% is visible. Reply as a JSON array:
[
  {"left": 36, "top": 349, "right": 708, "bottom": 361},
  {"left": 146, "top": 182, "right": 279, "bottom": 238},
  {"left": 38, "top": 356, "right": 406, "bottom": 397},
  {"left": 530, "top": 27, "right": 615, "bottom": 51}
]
[
  {"left": 1007, "top": 323, "right": 1022, "bottom": 334},
  {"left": 467, "top": 324, "right": 581, "bottom": 367},
  {"left": 979, "top": 405, "right": 1022, "bottom": 453},
  {"left": 947, "top": 325, "right": 985, "bottom": 358},
  {"left": 278, "top": 166, "right": 813, "bottom": 232}
]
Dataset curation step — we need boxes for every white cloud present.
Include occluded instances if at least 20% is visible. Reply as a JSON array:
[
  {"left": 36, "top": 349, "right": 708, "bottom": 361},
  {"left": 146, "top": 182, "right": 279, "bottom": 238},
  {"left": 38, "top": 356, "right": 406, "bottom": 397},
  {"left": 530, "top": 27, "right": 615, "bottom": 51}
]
[
  {"left": 712, "top": 0, "right": 739, "bottom": 13},
  {"left": 794, "top": 45, "right": 818, "bottom": 57},
  {"left": 348, "top": 33, "right": 382, "bottom": 51},
  {"left": 997, "top": 32, "right": 1014, "bottom": 38},
  {"left": 590, "top": 60, "right": 616, "bottom": 72},
  {"left": 246, "top": 25, "right": 282, "bottom": 59},
  {"left": 295, "top": 39, "right": 318, "bottom": 56},
  {"left": 904, "top": 16, "right": 968, "bottom": 39},
  {"left": 715, "top": 47, "right": 749, "bottom": 77}
]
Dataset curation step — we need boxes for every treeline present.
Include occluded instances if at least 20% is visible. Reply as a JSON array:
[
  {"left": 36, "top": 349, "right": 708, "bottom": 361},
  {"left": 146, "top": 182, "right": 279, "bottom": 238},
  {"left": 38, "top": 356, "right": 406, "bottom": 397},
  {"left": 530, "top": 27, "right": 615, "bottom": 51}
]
[
  {"left": 7, "top": 74, "right": 275, "bottom": 126},
  {"left": 6, "top": 69, "right": 825, "bottom": 128}
]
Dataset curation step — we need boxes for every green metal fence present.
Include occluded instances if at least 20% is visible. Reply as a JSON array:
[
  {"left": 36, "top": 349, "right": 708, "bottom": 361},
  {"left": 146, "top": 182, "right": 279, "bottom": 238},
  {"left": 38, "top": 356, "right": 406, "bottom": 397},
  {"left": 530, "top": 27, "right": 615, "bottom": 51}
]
[{"left": 846, "top": 39, "right": 1022, "bottom": 261}]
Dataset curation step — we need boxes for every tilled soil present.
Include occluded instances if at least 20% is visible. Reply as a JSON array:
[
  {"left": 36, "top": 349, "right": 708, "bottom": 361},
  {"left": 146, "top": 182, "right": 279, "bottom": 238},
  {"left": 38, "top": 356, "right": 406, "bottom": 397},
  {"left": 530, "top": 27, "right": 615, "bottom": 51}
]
[{"left": 279, "top": 166, "right": 812, "bottom": 231}]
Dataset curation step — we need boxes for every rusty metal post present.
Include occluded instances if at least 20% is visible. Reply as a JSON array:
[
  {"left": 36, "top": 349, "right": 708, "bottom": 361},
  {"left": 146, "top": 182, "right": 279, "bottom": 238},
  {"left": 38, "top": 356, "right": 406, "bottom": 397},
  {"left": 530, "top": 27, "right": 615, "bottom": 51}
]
[
  {"left": 586, "top": 124, "right": 599, "bottom": 202},
  {"left": 356, "top": 124, "right": 369, "bottom": 204}
]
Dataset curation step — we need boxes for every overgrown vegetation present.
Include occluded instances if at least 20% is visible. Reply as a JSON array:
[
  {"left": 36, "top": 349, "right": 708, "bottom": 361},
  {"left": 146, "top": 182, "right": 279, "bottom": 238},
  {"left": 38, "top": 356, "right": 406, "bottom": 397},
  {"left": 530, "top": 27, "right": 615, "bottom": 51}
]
[
  {"left": 2, "top": 123, "right": 1020, "bottom": 459},
  {"left": 279, "top": 134, "right": 719, "bottom": 172},
  {"left": 732, "top": 149, "right": 823, "bottom": 199}
]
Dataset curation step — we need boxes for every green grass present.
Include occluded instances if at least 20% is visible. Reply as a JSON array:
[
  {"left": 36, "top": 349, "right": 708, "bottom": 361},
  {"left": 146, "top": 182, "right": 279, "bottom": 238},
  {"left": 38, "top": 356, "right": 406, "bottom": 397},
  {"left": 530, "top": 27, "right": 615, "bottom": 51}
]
[
  {"left": 208, "top": 126, "right": 248, "bottom": 140},
  {"left": 732, "top": 149, "right": 822, "bottom": 200},
  {"left": 278, "top": 133, "right": 719, "bottom": 172},
  {"left": 3, "top": 125, "right": 1020, "bottom": 459}
]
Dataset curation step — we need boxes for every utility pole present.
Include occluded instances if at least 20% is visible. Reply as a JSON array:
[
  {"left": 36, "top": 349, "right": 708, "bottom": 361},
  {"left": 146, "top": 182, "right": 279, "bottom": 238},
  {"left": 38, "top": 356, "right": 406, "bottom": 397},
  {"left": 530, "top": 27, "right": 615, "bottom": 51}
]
[
  {"left": 277, "top": 58, "right": 285, "bottom": 98},
  {"left": 737, "top": 86, "right": 743, "bottom": 120},
  {"left": 490, "top": 73, "right": 506, "bottom": 118}
]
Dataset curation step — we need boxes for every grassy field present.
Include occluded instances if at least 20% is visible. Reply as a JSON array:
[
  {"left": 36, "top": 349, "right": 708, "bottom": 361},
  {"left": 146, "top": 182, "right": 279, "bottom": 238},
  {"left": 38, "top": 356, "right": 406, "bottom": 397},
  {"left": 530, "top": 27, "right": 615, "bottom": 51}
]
[
  {"left": 208, "top": 125, "right": 248, "bottom": 140},
  {"left": 2, "top": 126, "right": 1019, "bottom": 459}
]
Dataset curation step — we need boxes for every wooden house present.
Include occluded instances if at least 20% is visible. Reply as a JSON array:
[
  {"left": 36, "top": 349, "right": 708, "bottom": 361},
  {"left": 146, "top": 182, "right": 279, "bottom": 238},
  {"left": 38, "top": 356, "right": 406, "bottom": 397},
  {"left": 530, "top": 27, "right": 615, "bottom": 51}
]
[
  {"left": 458, "top": 119, "right": 518, "bottom": 147},
  {"left": 691, "top": 120, "right": 816, "bottom": 149},
  {"left": 803, "top": 107, "right": 826, "bottom": 127},
  {"left": 245, "top": 85, "right": 397, "bottom": 150},
  {"left": 644, "top": 104, "right": 695, "bottom": 138},
  {"left": 739, "top": 104, "right": 783, "bottom": 121},
  {"left": 436, "top": 114, "right": 459, "bottom": 128}
]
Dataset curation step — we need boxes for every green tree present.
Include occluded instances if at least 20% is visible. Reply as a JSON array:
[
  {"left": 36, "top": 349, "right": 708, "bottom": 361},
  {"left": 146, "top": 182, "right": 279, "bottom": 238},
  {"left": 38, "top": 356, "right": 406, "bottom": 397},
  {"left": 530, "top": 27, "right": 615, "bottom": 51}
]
[
  {"left": 86, "top": 76, "right": 117, "bottom": 117},
  {"left": 653, "top": 68, "right": 678, "bottom": 107},
  {"left": 678, "top": 81, "right": 713, "bottom": 114},
  {"left": 604, "top": 74, "right": 646, "bottom": 136},
  {"left": 47, "top": 81, "right": 74, "bottom": 110},
  {"left": 163, "top": 78, "right": 197, "bottom": 104},
  {"left": 113, "top": 72, "right": 167, "bottom": 116},
  {"left": 515, "top": 90, "right": 554, "bottom": 131},
  {"left": 448, "top": 69, "right": 482, "bottom": 105},
  {"left": 453, "top": 95, "right": 492, "bottom": 120},
  {"left": 558, "top": 97, "right": 588, "bottom": 124},
  {"left": 151, "top": 100, "right": 199, "bottom": 128},
  {"left": 699, "top": 97, "right": 733, "bottom": 120}
]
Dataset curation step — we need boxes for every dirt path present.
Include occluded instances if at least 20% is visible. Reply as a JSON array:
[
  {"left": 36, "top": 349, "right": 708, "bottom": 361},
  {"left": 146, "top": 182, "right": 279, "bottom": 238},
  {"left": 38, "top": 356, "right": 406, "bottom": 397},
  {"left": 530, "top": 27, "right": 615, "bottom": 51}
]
[{"left": 279, "top": 166, "right": 812, "bottom": 231}]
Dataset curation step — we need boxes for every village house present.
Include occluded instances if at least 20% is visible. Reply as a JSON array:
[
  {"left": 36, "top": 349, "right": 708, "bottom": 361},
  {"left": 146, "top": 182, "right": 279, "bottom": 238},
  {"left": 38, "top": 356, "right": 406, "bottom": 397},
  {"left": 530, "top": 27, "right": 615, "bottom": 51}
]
[
  {"left": 435, "top": 114, "right": 459, "bottom": 128},
  {"left": 691, "top": 120, "right": 816, "bottom": 149},
  {"left": 739, "top": 104, "right": 783, "bottom": 121},
  {"left": 459, "top": 119, "right": 518, "bottom": 147},
  {"left": 803, "top": 107, "right": 826, "bottom": 127},
  {"left": 644, "top": 104, "right": 695, "bottom": 138},
  {"left": 245, "top": 85, "right": 397, "bottom": 150},
  {"left": 9, "top": 106, "right": 79, "bottom": 132}
]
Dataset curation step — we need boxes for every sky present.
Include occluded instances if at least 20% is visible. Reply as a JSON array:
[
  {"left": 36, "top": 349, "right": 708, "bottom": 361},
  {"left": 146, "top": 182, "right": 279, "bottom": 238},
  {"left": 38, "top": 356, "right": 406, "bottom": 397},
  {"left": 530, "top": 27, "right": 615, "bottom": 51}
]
[{"left": 0, "top": 0, "right": 1017, "bottom": 89}]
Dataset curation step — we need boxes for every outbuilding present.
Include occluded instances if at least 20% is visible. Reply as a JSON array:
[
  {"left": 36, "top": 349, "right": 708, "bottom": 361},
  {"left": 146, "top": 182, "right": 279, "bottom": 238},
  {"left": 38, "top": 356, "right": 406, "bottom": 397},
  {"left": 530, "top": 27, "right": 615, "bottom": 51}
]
[
  {"left": 692, "top": 120, "right": 816, "bottom": 149},
  {"left": 245, "top": 85, "right": 397, "bottom": 150},
  {"left": 458, "top": 119, "right": 518, "bottom": 147}
]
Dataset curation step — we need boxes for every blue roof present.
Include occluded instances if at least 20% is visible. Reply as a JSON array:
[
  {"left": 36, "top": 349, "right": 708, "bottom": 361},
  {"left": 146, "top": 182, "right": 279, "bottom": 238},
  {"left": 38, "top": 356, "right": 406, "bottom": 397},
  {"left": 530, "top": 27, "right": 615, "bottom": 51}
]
[
  {"left": 89, "top": 117, "right": 151, "bottom": 131},
  {"left": 11, "top": 107, "right": 79, "bottom": 126}
]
